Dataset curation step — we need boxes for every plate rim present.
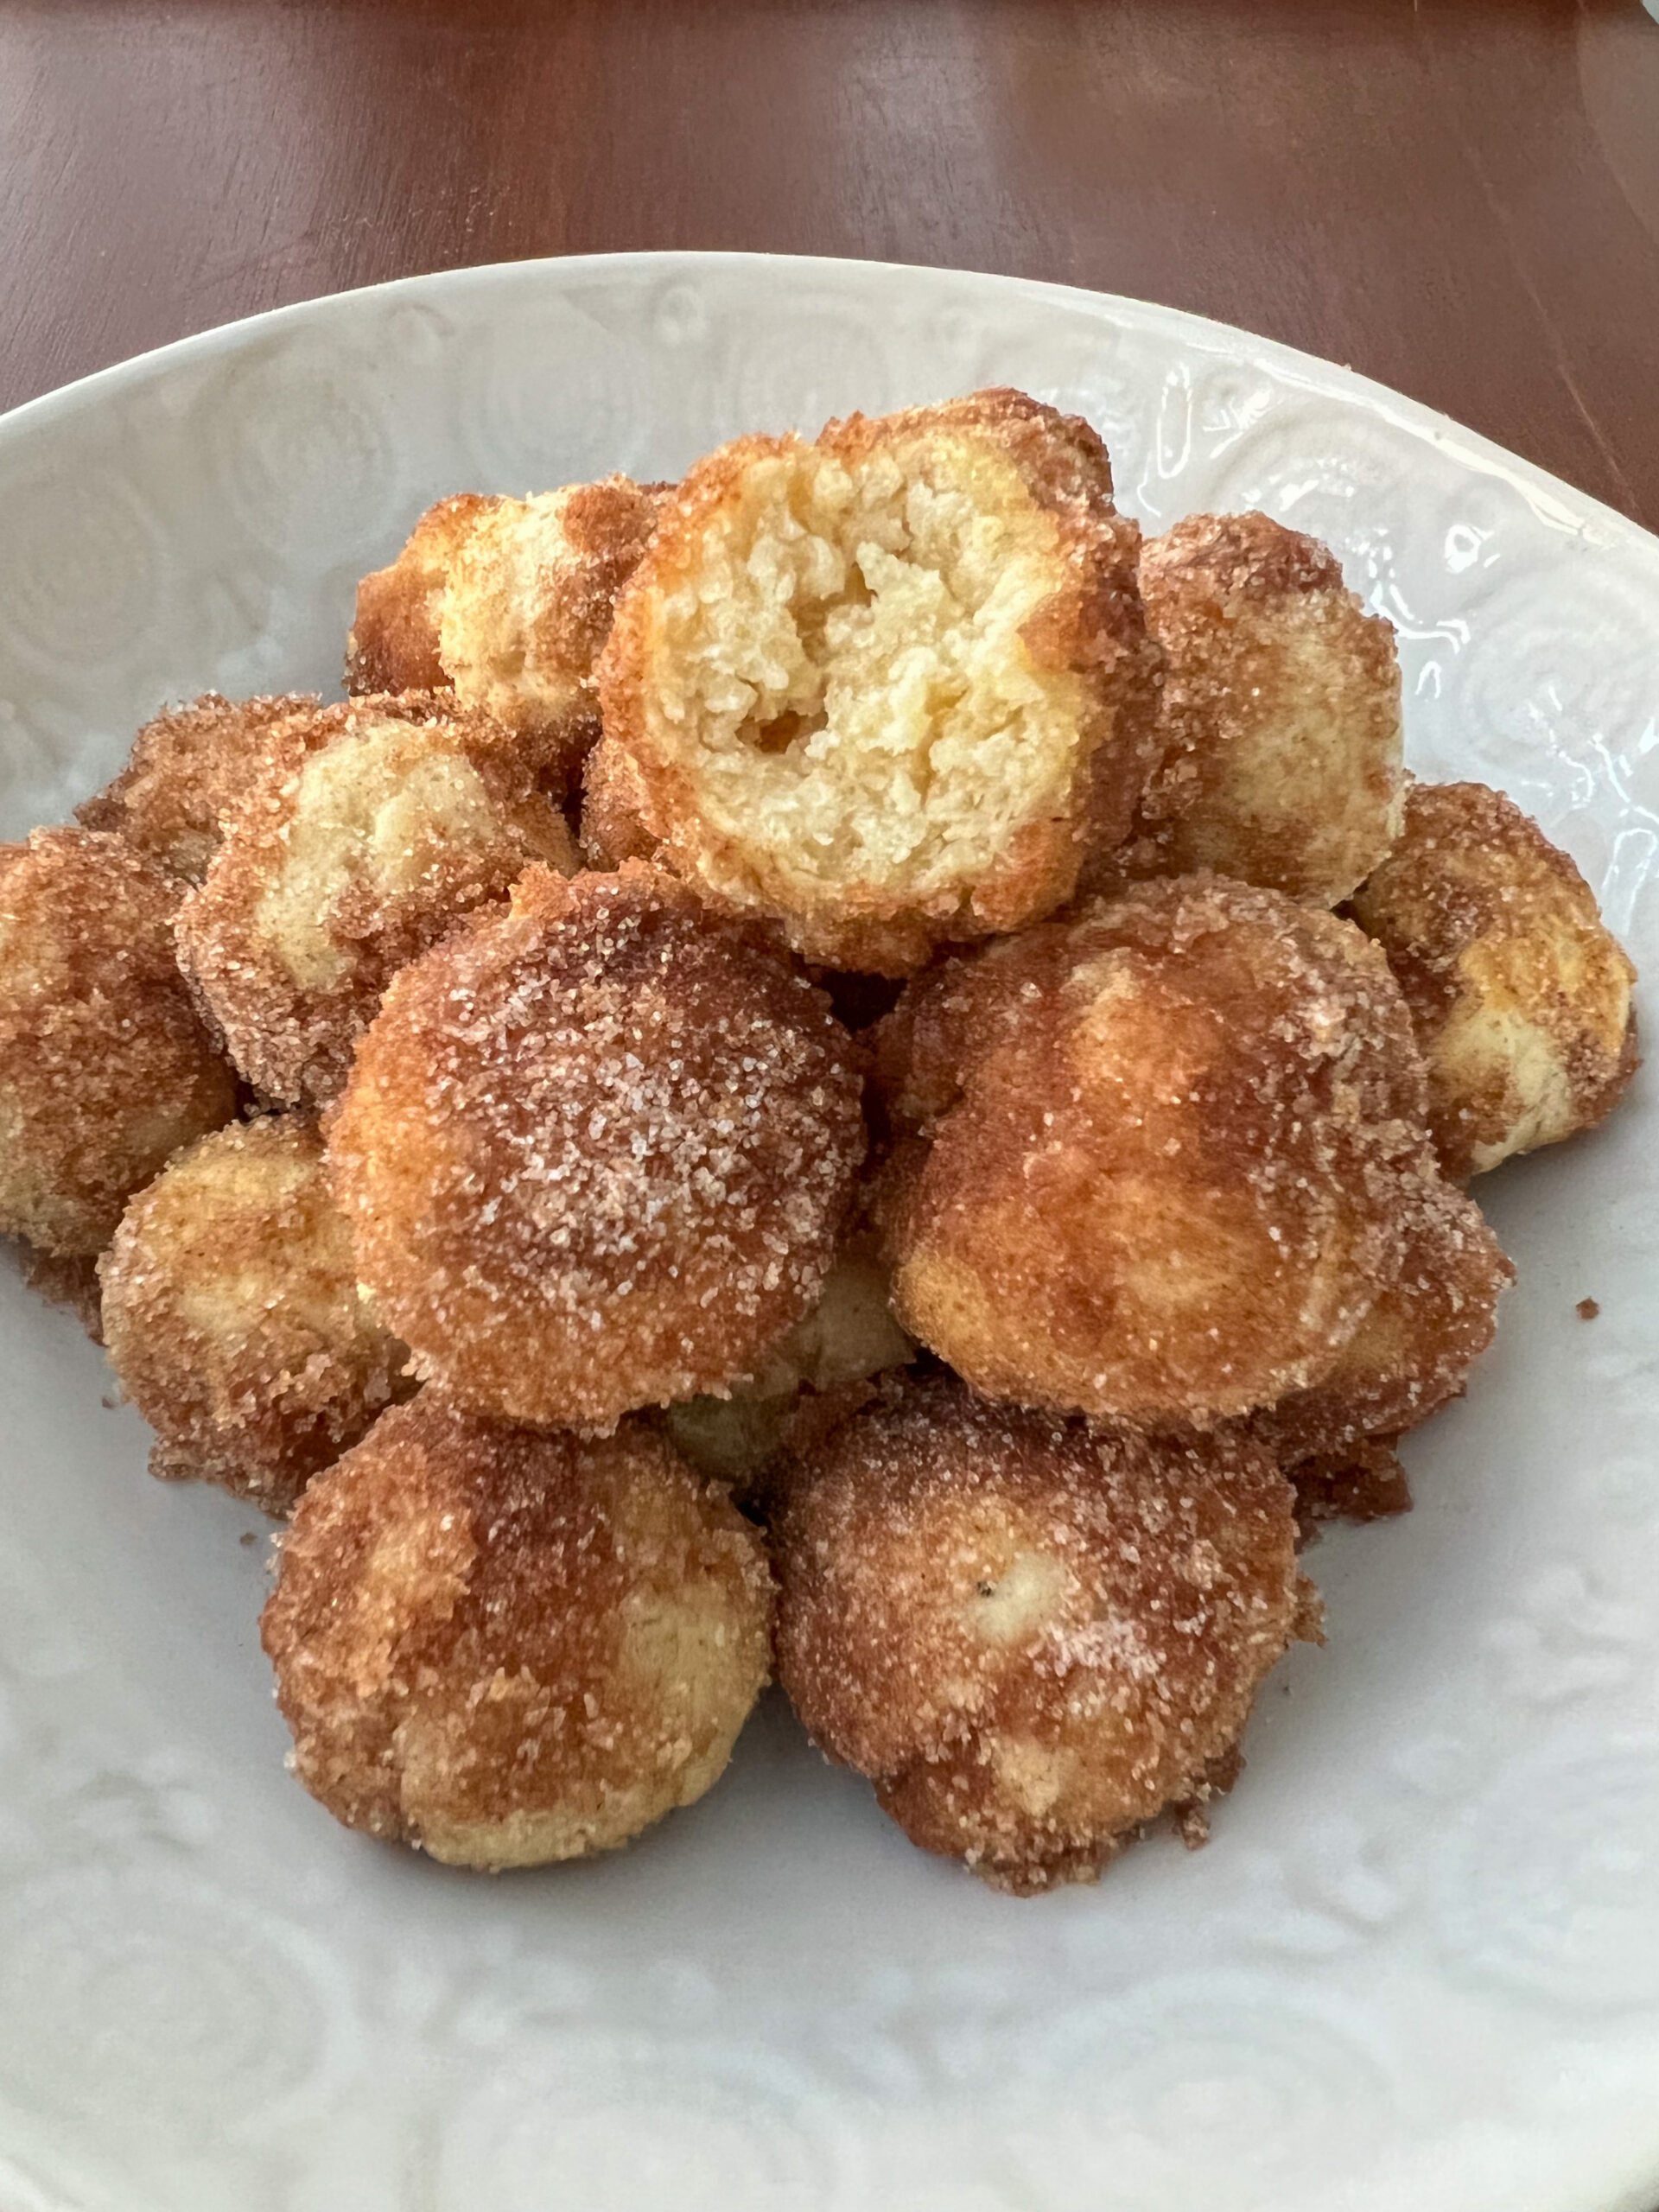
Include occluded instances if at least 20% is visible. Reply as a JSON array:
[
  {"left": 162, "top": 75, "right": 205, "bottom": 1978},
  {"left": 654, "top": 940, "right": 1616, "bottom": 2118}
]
[{"left": 2, "top": 247, "right": 1653, "bottom": 565}]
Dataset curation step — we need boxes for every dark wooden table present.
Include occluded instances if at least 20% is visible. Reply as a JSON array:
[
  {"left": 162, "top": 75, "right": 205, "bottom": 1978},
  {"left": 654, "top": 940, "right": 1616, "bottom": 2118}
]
[
  {"left": 2, "top": 1, "right": 1656, "bottom": 524},
  {"left": 4, "top": 0, "right": 1659, "bottom": 527}
]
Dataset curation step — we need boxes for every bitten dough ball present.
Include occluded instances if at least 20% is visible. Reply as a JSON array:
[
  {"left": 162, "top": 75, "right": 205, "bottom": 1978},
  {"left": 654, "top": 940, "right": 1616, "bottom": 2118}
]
[
  {"left": 327, "top": 861, "right": 868, "bottom": 1432},
  {"left": 99, "top": 1116, "right": 411, "bottom": 1511},
  {"left": 1115, "top": 511, "right": 1403, "bottom": 905},
  {"left": 875, "top": 874, "right": 1433, "bottom": 1427},
  {"left": 346, "top": 479, "right": 667, "bottom": 795},
  {"left": 0, "top": 829, "right": 237, "bottom": 1255},
  {"left": 1348, "top": 779, "right": 1637, "bottom": 1176},
  {"left": 75, "top": 691, "right": 321, "bottom": 883},
  {"left": 590, "top": 388, "right": 1160, "bottom": 974},
  {"left": 263, "top": 1397, "right": 775, "bottom": 1868},
  {"left": 176, "top": 692, "right": 577, "bottom": 1105},
  {"left": 775, "top": 1376, "right": 1306, "bottom": 1893}
]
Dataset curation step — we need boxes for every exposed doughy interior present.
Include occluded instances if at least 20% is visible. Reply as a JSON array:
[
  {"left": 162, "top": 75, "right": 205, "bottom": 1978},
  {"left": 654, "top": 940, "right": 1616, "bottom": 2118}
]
[{"left": 643, "top": 443, "right": 1090, "bottom": 899}]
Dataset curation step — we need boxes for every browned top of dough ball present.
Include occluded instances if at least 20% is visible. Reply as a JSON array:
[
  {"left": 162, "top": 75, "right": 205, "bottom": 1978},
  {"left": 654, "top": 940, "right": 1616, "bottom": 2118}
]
[
  {"left": 1141, "top": 507, "right": 1345, "bottom": 601},
  {"left": 99, "top": 1115, "right": 411, "bottom": 1511},
  {"left": 775, "top": 1373, "right": 1300, "bottom": 1891},
  {"left": 874, "top": 874, "right": 1433, "bottom": 1426},
  {"left": 76, "top": 691, "right": 322, "bottom": 884},
  {"left": 175, "top": 691, "right": 577, "bottom": 1106},
  {"left": 261, "top": 1396, "right": 774, "bottom": 1863},
  {"left": 0, "top": 828, "right": 236, "bottom": 1253},
  {"left": 827, "top": 387, "right": 1119, "bottom": 510},
  {"left": 326, "top": 861, "right": 868, "bottom": 1431}
]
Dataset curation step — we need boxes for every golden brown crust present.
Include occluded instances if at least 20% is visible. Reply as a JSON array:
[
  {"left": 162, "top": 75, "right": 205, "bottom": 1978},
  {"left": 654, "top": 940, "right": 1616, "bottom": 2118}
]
[
  {"left": 175, "top": 692, "right": 578, "bottom": 1106},
  {"left": 1146, "top": 507, "right": 1345, "bottom": 601},
  {"left": 774, "top": 1373, "right": 1303, "bottom": 1893},
  {"left": 326, "top": 861, "right": 868, "bottom": 1431},
  {"left": 823, "top": 387, "right": 1118, "bottom": 511},
  {"left": 1103, "top": 511, "right": 1403, "bottom": 905},
  {"left": 345, "top": 493, "right": 501, "bottom": 696},
  {"left": 76, "top": 692, "right": 321, "bottom": 884},
  {"left": 593, "top": 390, "right": 1162, "bottom": 973},
  {"left": 1348, "top": 779, "right": 1638, "bottom": 1175},
  {"left": 99, "top": 1116, "right": 412, "bottom": 1511},
  {"left": 0, "top": 828, "right": 237, "bottom": 1254},
  {"left": 262, "top": 1397, "right": 774, "bottom": 1866},
  {"left": 527, "top": 478, "right": 670, "bottom": 680},
  {"left": 874, "top": 875, "right": 1433, "bottom": 1427}
]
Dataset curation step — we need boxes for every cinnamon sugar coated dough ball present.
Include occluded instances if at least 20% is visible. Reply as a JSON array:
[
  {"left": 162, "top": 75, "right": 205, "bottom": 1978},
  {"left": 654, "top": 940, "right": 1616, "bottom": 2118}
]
[
  {"left": 1245, "top": 1168, "right": 1512, "bottom": 1474},
  {"left": 0, "top": 829, "right": 236, "bottom": 1254},
  {"left": 262, "top": 1398, "right": 774, "bottom": 1867},
  {"left": 346, "top": 493, "right": 501, "bottom": 696},
  {"left": 76, "top": 691, "right": 321, "bottom": 883},
  {"left": 438, "top": 477, "right": 670, "bottom": 796},
  {"left": 327, "top": 862, "right": 868, "bottom": 1431},
  {"left": 99, "top": 1116, "right": 411, "bottom": 1510},
  {"left": 590, "top": 388, "right": 1160, "bottom": 973},
  {"left": 775, "top": 1376, "right": 1306, "bottom": 1892},
  {"left": 876, "top": 874, "right": 1434, "bottom": 1426},
  {"left": 176, "top": 692, "right": 577, "bottom": 1105},
  {"left": 1348, "top": 779, "right": 1637, "bottom": 1176},
  {"left": 1116, "top": 512, "right": 1403, "bottom": 905}
]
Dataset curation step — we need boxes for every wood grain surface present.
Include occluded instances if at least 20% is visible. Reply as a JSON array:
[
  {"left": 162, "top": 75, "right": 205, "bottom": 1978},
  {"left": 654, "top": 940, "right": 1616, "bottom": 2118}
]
[{"left": 1, "top": 0, "right": 1656, "bottom": 524}]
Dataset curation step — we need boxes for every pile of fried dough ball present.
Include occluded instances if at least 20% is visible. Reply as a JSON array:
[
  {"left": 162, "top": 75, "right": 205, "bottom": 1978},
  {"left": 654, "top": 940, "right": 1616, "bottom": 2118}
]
[{"left": 1, "top": 390, "right": 1638, "bottom": 1895}]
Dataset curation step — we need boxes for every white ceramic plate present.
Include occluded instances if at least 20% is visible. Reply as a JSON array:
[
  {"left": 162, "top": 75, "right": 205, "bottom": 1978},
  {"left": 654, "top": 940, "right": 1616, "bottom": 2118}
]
[{"left": 3, "top": 254, "right": 1657, "bottom": 2212}]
